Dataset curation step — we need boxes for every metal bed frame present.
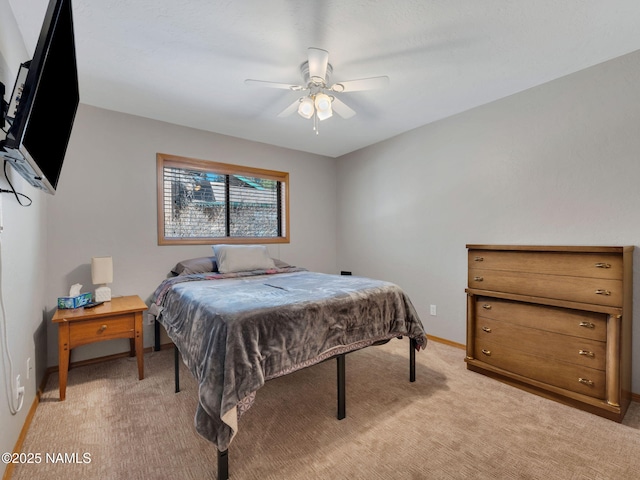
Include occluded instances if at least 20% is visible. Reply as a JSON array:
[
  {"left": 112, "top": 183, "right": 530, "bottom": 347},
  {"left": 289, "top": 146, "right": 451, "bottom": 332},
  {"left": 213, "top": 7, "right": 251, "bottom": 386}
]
[{"left": 155, "top": 321, "right": 418, "bottom": 480}]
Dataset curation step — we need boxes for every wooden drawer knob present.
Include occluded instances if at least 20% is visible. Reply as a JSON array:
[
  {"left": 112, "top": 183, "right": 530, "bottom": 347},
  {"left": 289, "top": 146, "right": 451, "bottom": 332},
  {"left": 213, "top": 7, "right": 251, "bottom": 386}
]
[
  {"left": 578, "top": 350, "right": 595, "bottom": 358},
  {"left": 579, "top": 321, "right": 595, "bottom": 329},
  {"left": 482, "top": 304, "right": 492, "bottom": 310},
  {"left": 481, "top": 349, "right": 491, "bottom": 356},
  {"left": 474, "top": 256, "right": 484, "bottom": 262},
  {"left": 594, "top": 289, "right": 611, "bottom": 296},
  {"left": 482, "top": 326, "right": 492, "bottom": 333},
  {"left": 473, "top": 276, "right": 483, "bottom": 282},
  {"left": 594, "top": 262, "right": 611, "bottom": 268},
  {"left": 99, "top": 325, "right": 107, "bottom": 332}
]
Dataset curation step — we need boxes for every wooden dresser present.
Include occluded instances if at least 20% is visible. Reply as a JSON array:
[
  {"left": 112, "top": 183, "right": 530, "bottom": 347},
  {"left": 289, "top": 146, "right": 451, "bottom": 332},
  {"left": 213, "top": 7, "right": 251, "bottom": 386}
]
[{"left": 465, "top": 245, "right": 633, "bottom": 421}]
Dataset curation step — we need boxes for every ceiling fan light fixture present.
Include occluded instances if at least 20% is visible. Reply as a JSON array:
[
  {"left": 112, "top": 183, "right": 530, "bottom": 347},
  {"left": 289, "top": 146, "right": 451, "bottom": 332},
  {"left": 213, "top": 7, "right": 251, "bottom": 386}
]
[
  {"left": 297, "top": 96, "right": 315, "bottom": 119},
  {"left": 314, "top": 93, "right": 333, "bottom": 120},
  {"left": 314, "top": 93, "right": 331, "bottom": 111},
  {"left": 316, "top": 108, "right": 333, "bottom": 121}
]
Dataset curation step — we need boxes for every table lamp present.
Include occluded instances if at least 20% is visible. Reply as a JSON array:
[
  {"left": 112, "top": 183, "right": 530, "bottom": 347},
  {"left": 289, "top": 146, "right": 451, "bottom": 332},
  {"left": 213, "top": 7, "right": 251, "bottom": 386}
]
[{"left": 91, "top": 256, "right": 113, "bottom": 302}]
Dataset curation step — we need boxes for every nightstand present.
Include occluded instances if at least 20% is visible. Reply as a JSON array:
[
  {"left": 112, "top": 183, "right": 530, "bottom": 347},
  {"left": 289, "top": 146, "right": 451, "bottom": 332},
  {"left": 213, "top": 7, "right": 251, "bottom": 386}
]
[{"left": 52, "top": 295, "right": 148, "bottom": 400}]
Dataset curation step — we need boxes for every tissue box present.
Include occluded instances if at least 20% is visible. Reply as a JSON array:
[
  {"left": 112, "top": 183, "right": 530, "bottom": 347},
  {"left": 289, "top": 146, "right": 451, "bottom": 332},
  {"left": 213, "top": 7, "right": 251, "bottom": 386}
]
[{"left": 57, "top": 292, "right": 92, "bottom": 309}]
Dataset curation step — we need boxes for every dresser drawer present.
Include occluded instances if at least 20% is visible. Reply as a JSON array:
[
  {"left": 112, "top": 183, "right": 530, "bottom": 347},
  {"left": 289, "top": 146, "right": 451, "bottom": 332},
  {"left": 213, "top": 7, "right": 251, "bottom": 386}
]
[
  {"left": 475, "top": 297, "right": 607, "bottom": 341},
  {"left": 469, "top": 268, "right": 622, "bottom": 307},
  {"left": 474, "top": 317, "right": 605, "bottom": 370},
  {"left": 474, "top": 339, "right": 606, "bottom": 399},
  {"left": 468, "top": 250, "right": 622, "bottom": 280},
  {"left": 69, "top": 314, "right": 135, "bottom": 347}
]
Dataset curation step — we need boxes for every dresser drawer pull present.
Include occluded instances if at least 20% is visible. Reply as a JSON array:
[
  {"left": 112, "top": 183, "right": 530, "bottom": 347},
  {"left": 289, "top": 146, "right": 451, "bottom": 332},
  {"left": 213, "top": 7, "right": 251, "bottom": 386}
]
[
  {"left": 579, "top": 321, "right": 595, "bottom": 329},
  {"left": 594, "top": 262, "right": 611, "bottom": 269},
  {"left": 474, "top": 256, "right": 484, "bottom": 262},
  {"left": 99, "top": 325, "right": 107, "bottom": 332},
  {"left": 594, "top": 289, "right": 611, "bottom": 296},
  {"left": 481, "top": 326, "right": 492, "bottom": 333},
  {"left": 578, "top": 350, "right": 595, "bottom": 358},
  {"left": 482, "top": 304, "right": 492, "bottom": 310},
  {"left": 481, "top": 349, "right": 491, "bottom": 356},
  {"left": 473, "top": 276, "right": 484, "bottom": 282},
  {"left": 578, "top": 378, "right": 594, "bottom": 386}
]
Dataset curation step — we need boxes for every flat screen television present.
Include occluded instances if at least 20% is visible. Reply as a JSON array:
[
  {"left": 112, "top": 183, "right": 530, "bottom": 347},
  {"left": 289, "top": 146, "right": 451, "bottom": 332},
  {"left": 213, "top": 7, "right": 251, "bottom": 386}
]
[{"left": 0, "top": 0, "right": 79, "bottom": 195}]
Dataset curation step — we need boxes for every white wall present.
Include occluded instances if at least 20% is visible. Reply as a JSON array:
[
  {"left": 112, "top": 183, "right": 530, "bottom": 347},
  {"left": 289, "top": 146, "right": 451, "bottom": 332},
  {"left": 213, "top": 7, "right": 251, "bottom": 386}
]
[
  {"left": 45, "top": 104, "right": 338, "bottom": 366},
  {"left": 0, "top": 1, "right": 49, "bottom": 474},
  {"left": 336, "top": 49, "right": 640, "bottom": 393}
]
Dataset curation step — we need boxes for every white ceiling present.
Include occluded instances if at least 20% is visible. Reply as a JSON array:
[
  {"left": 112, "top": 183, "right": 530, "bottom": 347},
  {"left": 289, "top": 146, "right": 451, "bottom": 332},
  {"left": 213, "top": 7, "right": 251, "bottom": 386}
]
[{"left": 8, "top": 0, "right": 640, "bottom": 157}]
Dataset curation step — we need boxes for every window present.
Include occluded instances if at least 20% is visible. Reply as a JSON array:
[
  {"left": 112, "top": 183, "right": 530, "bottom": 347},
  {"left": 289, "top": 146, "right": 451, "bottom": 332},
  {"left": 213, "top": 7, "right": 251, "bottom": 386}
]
[{"left": 157, "top": 153, "right": 289, "bottom": 245}]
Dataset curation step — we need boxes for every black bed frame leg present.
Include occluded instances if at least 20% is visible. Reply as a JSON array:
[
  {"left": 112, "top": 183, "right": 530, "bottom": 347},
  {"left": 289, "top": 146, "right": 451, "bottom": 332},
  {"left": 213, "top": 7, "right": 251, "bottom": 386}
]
[
  {"left": 174, "top": 344, "right": 180, "bottom": 393},
  {"left": 154, "top": 319, "right": 161, "bottom": 351},
  {"left": 409, "top": 338, "right": 416, "bottom": 382},
  {"left": 337, "top": 354, "right": 346, "bottom": 420},
  {"left": 218, "top": 449, "right": 229, "bottom": 480}
]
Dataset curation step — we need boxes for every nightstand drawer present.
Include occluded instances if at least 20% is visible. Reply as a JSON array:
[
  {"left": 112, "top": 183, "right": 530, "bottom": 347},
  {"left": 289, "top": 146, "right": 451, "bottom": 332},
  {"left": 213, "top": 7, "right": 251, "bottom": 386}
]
[{"left": 69, "top": 314, "right": 135, "bottom": 347}]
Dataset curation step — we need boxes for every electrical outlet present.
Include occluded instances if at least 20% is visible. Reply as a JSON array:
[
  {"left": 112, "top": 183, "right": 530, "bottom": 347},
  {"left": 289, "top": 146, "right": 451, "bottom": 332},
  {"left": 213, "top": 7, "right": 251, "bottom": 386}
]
[
  {"left": 430, "top": 305, "right": 437, "bottom": 316},
  {"left": 27, "top": 357, "right": 32, "bottom": 379},
  {"left": 15, "top": 374, "right": 24, "bottom": 401}
]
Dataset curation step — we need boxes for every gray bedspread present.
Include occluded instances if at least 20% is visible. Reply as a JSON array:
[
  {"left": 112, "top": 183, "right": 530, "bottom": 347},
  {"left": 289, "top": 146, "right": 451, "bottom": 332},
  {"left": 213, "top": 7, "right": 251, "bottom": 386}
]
[{"left": 151, "top": 268, "right": 427, "bottom": 451}]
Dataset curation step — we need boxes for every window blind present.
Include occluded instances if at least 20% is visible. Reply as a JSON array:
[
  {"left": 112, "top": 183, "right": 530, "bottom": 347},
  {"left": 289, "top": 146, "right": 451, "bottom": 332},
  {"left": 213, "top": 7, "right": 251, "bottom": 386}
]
[{"left": 159, "top": 159, "right": 287, "bottom": 244}]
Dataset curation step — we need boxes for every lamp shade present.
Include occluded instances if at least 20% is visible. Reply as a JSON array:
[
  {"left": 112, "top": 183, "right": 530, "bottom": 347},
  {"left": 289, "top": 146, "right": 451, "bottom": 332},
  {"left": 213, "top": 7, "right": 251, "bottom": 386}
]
[
  {"left": 91, "top": 256, "right": 113, "bottom": 285},
  {"left": 314, "top": 93, "right": 333, "bottom": 120},
  {"left": 297, "top": 96, "right": 315, "bottom": 119}
]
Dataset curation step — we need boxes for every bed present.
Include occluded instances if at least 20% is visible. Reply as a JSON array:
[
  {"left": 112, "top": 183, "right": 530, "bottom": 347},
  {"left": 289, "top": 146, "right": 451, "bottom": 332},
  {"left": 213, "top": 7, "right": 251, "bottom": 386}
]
[{"left": 150, "top": 246, "right": 427, "bottom": 479}]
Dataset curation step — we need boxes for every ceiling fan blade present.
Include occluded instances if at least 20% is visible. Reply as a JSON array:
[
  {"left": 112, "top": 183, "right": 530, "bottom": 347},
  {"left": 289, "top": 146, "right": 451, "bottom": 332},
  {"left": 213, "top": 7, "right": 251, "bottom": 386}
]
[
  {"left": 277, "top": 99, "right": 301, "bottom": 118},
  {"left": 330, "top": 76, "right": 389, "bottom": 93},
  {"left": 307, "top": 48, "right": 329, "bottom": 81},
  {"left": 245, "top": 79, "right": 305, "bottom": 91},
  {"left": 331, "top": 97, "right": 356, "bottom": 119}
]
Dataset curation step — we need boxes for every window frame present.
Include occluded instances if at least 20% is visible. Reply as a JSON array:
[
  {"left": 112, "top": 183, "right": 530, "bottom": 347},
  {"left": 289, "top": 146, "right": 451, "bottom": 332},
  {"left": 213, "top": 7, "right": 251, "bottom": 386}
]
[{"left": 156, "top": 153, "right": 290, "bottom": 246}]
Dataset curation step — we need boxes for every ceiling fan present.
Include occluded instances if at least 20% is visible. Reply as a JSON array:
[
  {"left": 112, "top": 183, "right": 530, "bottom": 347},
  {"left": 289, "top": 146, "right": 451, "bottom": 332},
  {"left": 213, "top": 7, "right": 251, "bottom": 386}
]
[{"left": 245, "top": 48, "right": 389, "bottom": 133}]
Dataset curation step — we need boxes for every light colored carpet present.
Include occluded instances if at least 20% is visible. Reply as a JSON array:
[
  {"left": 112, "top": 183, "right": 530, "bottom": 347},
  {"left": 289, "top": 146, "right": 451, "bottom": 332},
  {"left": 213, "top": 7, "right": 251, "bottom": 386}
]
[{"left": 10, "top": 338, "right": 640, "bottom": 480}]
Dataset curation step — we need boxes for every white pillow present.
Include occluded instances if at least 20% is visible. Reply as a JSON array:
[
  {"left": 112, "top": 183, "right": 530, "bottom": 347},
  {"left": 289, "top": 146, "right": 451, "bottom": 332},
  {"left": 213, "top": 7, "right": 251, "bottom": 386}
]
[{"left": 212, "top": 245, "right": 276, "bottom": 273}]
